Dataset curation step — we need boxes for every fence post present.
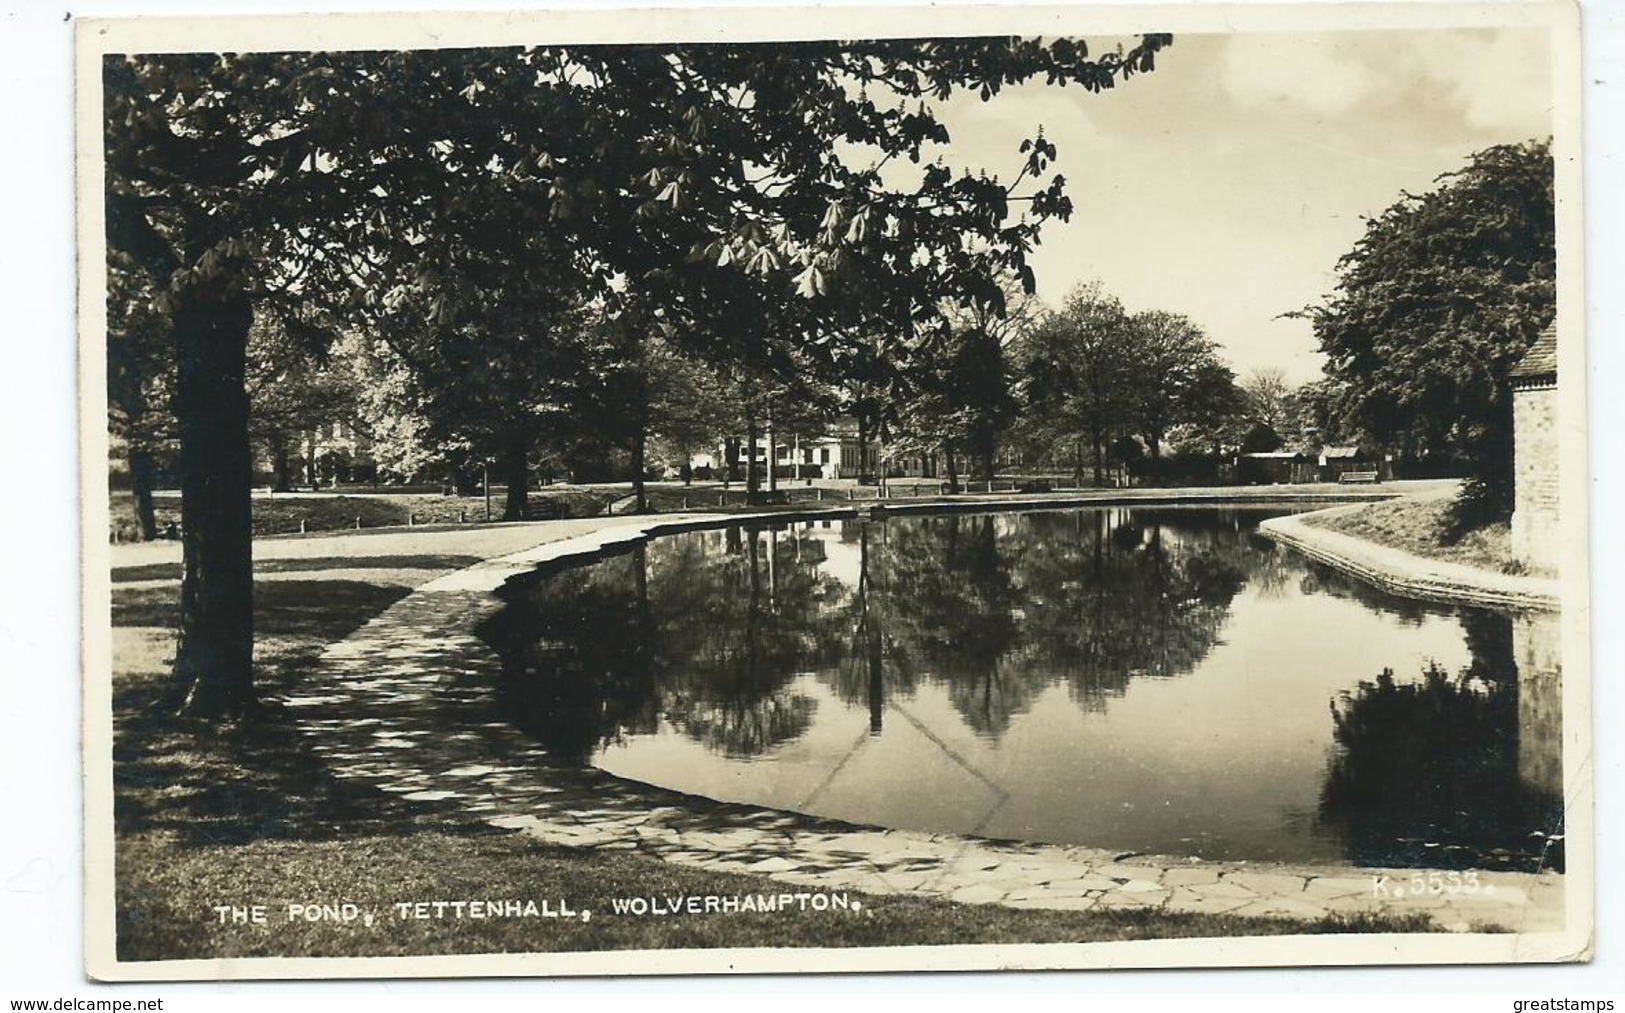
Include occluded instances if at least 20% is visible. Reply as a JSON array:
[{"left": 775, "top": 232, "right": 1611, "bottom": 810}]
[
  {"left": 299, "top": 519, "right": 307, "bottom": 534},
  {"left": 354, "top": 515, "right": 362, "bottom": 530}
]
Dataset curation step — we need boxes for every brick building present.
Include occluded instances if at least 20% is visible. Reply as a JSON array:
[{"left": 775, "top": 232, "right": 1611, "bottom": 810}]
[{"left": 1510, "top": 323, "right": 1559, "bottom": 572}]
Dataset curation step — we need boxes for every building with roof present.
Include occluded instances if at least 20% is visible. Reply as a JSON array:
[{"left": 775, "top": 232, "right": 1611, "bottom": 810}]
[
  {"left": 1510, "top": 323, "right": 1560, "bottom": 572},
  {"left": 1316, "top": 444, "right": 1389, "bottom": 482}
]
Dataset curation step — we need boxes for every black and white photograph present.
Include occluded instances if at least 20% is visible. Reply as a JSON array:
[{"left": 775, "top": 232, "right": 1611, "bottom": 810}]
[{"left": 74, "top": 1, "right": 1592, "bottom": 980}]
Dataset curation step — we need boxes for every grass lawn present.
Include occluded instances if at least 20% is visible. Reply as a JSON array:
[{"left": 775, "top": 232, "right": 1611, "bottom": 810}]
[
  {"left": 109, "top": 488, "right": 623, "bottom": 542},
  {"left": 110, "top": 478, "right": 985, "bottom": 543},
  {"left": 1302, "top": 493, "right": 1540, "bottom": 577},
  {"left": 110, "top": 539, "right": 1439, "bottom": 963}
]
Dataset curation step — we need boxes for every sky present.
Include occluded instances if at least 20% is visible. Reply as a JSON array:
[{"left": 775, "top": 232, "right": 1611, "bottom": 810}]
[{"left": 925, "top": 28, "right": 1556, "bottom": 385}]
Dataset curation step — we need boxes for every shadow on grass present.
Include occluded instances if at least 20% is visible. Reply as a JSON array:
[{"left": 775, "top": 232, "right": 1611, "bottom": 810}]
[
  {"left": 112, "top": 574, "right": 502, "bottom": 850},
  {"left": 111, "top": 698, "right": 507, "bottom": 848},
  {"left": 114, "top": 580, "right": 415, "bottom": 643},
  {"left": 112, "top": 554, "right": 485, "bottom": 584}
]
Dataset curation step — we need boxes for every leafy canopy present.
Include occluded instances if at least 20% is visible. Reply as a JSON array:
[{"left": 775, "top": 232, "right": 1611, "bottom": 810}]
[{"left": 1296, "top": 139, "right": 1555, "bottom": 520}]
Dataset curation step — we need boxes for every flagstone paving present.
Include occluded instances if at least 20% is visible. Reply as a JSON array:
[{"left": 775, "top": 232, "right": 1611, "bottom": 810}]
[{"left": 285, "top": 509, "right": 1567, "bottom": 936}]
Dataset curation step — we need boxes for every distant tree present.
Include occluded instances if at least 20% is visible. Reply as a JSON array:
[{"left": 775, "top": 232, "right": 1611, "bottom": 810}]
[
  {"left": 1238, "top": 422, "right": 1285, "bottom": 454},
  {"left": 569, "top": 308, "right": 771, "bottom": 511},
  {"left": 893, "top": 318, "right": 1018, "bottom": 491},
  {"left": 371, "top": 275, "right": 593, "bottom": 519},
  {"left": 106, "top": 252, "right": 174, "bottom": 540},
  {"left": 1177, "top": 360, "right": 1247, "bottom": 458},
  {"left": 1125, "top": 309, "right": 1231, "bottom": 460},
  {"left": 246, "top": 322, "right": 365, "bottom": 492},
  {"left": 1018, "top": 282, "right": 1139, "bottom": 485},
  {"left": 938, "top": 272, "right": 1043, "bottom": 481},
  {"left": 1240, "top": 367, "right": 1293, "bottom": 432},
  {"left": 1295, "top": 140, "right": 1555, "bottom": 524},
  {"left": 1290, "top": 376, "right": 1349, "bottom": 453},
  {"left": 643, "top": 339, "right": 741, "bottom": 486},
  {"left": 348, "top": 342, "right": 464, "bottom": 489}
]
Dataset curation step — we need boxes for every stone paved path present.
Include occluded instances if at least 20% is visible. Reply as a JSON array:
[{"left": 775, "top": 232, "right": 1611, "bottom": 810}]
[{"left": 281, "top": 511, "right": 1569, "bottom": 935}]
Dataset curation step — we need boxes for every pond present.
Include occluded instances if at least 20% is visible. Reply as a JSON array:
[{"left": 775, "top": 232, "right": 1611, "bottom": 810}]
[{"left": 478, "top": 506, "right": 1563, "bottom": 871}]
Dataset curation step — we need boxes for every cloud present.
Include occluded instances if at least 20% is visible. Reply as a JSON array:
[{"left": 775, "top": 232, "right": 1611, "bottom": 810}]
[
  {"left": 1424, "top": 31, "right": 1553, "bottom": 135},
  {"left": 1220, "top": 33, "right": 1380, "bottom": 116},
  {"left": 1218, "top": 29, "right": 1552, "bottom": 138}
]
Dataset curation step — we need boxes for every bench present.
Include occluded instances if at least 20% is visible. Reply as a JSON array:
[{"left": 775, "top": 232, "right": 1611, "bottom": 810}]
[{"left": 1338, "top": 470, "right": 1380, "bottom": 484}]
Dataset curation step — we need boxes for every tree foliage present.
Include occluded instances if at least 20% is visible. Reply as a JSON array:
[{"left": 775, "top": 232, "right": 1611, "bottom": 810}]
[
  {"left": 1124, "top": 308, "right": 1232, "bottom": 459},
  {"left": 104, "top": 35, "right": 1174, "bottom": 719},
  {"left": 891, "top": 271, "right": 1038, "bottom": 486},
  {"left": 1016, "top": 282, "right": 1241, "bottom": 483},
  {"left": 1017, "top": 282, "right": 1140, "bottom": 484},
  {"left": 1296, "top": 140, "right": 1555, "bottom": 521},
  {"left": 1239, "top": 367, "right": 1292, "bottom": 433}
]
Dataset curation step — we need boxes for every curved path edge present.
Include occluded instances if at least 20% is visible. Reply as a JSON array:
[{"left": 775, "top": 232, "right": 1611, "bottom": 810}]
[
  {"left": 288, "top": 505, "right": 1565, "bottom": 935},
  {"left": 1258, "top": 507, "right": 1559, "bottom": 612}
]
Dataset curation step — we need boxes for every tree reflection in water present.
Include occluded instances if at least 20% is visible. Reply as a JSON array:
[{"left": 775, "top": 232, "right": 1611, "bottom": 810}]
[
  {"left": 1298, "top": 559, "right": 1436, "bottom": 626},
  {"left": 1317, "top": 643, "right": 1564, "bottom": 872},
  {"left": 482, "top": 507, "right": 1270, "bottom": 757},
  {"left": 477, "top": 507, "right": 1563, "bottom": 868},
  {"left": 1012, "top": 509, "right": 1251, "bottom": 711},
  {"left": 480, "top": 545, "right": 663, "bottom": 765},
  {"left": 481, "top": 533, "right": 834, "bottom": 762}
]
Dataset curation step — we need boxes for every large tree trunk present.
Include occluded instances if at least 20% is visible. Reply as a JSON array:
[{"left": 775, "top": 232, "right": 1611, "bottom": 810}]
[
  {"left": 501, "top": 432, "right": 528, "bottom": 521},
  {"left": 1091, "top": 426, "right": 1105, "bottom": 487},
  {"left": 170, "top": 272, "right": 256, "bottom": 720},
  {"left": 303, "top": 432, "right": 318, "bottom": 489},
  {"left": 944, "top": 444, "right": 960, "bottom": 493},
  {"left": 631, "top": 419, "right": 648, "bottom": 514},
  {"left": 128, "top": 442, "right": 159, "bottom": 541},
  {"left": 745, "top": 412, "right": 760, "bottom": 495},
  {"left": 975, "top": 426, "right": 997, "bottom": 483},
  {"left": 857, "top": 413, "right": 873, "bottom": 485},
  {"left": 723, "top": 437, "right": 741, "bottom": 486},
  {"left": 449, "top": 464, "right": 480, "bottom": 497},
  {"left": 267, "top": 434, "right": 294, "bottom": 493},
  {"left": 766, "top": 415, "right": 777, "bottom": 494}
]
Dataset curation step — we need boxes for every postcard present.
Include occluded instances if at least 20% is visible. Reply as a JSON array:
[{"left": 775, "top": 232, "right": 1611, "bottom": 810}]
[{"left": 78, "top": 0, "right": 1591, "bottom": 980}]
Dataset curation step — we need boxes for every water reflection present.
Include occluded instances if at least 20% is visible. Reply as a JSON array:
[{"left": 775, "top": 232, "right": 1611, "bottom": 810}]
[{"left": 478, "top": 507, "right": 1563, "bottom": 868}]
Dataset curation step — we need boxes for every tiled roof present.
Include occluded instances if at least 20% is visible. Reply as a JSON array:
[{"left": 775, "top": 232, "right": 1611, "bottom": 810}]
[
  {"left": 1320, "top": 446, "right": 1363, "bottom": 460},
  {"left": 1510, "top": 324, "right": 1558, "bottom": 380}
]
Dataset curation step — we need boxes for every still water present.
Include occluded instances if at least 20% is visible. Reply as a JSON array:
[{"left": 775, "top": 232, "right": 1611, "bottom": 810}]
[{"left": 479, "top": 507, "right": 1562, "bottom": 870}]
